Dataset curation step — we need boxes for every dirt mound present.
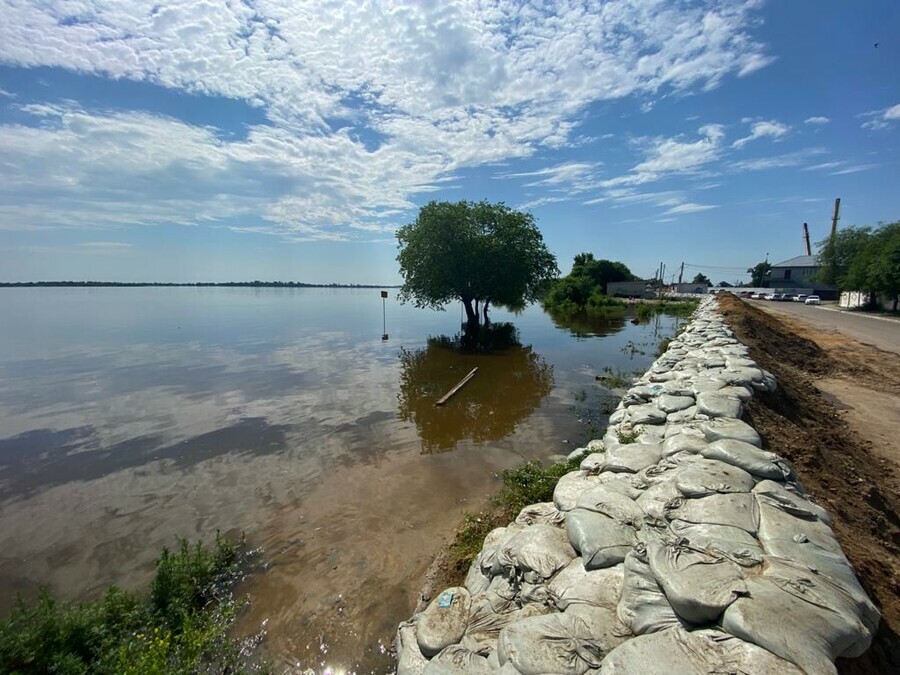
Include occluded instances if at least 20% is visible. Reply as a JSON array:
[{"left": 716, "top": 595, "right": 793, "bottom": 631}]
[{"left": 717, "top": 295, "right": 900, "bottom": 674}]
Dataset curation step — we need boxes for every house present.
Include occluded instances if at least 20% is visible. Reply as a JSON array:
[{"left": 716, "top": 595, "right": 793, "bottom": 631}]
[{"left": 768, "top": 255, "right": 820, "bottom": 288}]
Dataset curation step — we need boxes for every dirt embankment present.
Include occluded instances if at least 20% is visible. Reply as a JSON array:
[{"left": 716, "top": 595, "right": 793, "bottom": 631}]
[{"left": 717, "top": 294, "right": 900, "bottom": 675}]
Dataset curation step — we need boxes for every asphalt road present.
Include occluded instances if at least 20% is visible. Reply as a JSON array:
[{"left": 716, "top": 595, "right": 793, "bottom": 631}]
[{"left": 750, "top": 299, "right": 900, "bottom": 355}]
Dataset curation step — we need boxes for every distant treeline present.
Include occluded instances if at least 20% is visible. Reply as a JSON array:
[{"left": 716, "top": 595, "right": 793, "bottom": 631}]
[{"left": 0, "top": 281, "right": 400, "bottom": 288}]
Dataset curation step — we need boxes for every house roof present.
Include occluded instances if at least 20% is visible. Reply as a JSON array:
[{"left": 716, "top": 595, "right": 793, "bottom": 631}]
[{"left": 772, "top": 254, "right": 818, "bottom": 268}]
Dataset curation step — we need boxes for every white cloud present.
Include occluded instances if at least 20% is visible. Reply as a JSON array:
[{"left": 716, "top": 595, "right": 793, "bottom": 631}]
[
  {"left": 665, "top": 203, "right": 717, "bottom": 214},
  {"left": 829, "top": 164, "right": 880, "bottom": 175},
  {"left": 0, "top": 0, "right": 773, "bottom": 239},
  {"left": 732, "top": 120, "right": 789, "bottom": 148},
  {"left": 804, "top": 116, "right": 830, "bottom": 125},
  {"left": 0, "top": 87, "right": 15, "bottom": 98},
  {"left": 860, "top": 104, "right": 900, "bottom": 130},
  {"left": 78, "top": 242, "right": 134, "bottom": 249},
  {"left": 732, "top": 147, "right": 827, "bottom": 171}
]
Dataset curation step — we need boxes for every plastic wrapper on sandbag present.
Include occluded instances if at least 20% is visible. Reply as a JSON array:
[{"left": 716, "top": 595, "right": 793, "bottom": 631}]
[
  {"left": 600, "top": 627, "right": 805, "bottom": 675},
  {"left": 565, "top": 508, "right": 637, "bottom": 569},
  {"left": 695, "top": 391, "right": 743, "bottom": 419},
  {"left": 465, "top": 554, "right": 491, "bottom": 596},
  {"left": 661, "top": 433, "right": 708, "bottom": 458},
  {"left": 617, "top": 547, "right": 686, "bottom": 635},
  {"left": 722, "top": 560, "right": 874, "bottom": 675},
  {"left": 547, "top": 558, "right": 624, "bottom": 611},
  {"left": 497, "top": 607, "right": 612, "bottom": 675},
  {"left": 668, "top": 519, "right": 764, "bottom": 565},
  {"left": 701, "top": 439, "right": 794, "bottom": 480},
  {"left": 699, "top": 418, "right": 762, "bottom": 447},
  {"left": 674, "top": 458, "right": 755, "bottom": 497},
  {"left": 416, "top": 587, "right": 471, "bottom": 658},
  {"left": 396, "top": 619, "right": 428, "bottom": 675},
  {"left": 422, "top": 645, "right": 492, "bottom": 675},
  {"left": 515, "top": 502, "right": 565, "bottom": 527},
  {"left": 601, "top": 442, "right": 662, "bottom": 473},
  {"left": 496, "top": 523, "right": 575, "bottom": 580},
  {"left": 574, "top": 484, "right": 645, "bottom": 525},
  {"left": 646, "top": 540, "right": 748, "bottom": 624},
  {"left": 665, "top": 493, "right": 759, "bottom": 535}
]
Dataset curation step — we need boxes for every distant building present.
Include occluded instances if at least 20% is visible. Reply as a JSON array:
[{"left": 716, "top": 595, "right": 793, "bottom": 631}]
[
  {"left": 671, "top": 283, "right": 709, "bottom": 294},
  {"left": 768, "top": 254, "right": 821, "bottom": 289},
  {"left": 607, "top": 281, "right": 654, "bottom": 298}
]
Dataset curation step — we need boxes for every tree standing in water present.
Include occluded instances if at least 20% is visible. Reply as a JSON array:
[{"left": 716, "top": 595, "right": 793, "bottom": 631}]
[{"left": 396, "top": 200, "right": 558, "bottom": 326}]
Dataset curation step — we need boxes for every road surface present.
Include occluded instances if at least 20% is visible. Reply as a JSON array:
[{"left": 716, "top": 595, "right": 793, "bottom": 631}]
[{"left": 751, "top": 300, "right": 900, "bottom": 355}]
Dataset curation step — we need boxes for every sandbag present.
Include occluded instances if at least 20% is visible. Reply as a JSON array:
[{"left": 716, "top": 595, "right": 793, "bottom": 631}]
[
  {"left": 635, "top": 479, "right": 682, "bottom": 522},
  {"left": 722, "top": 567, "right": 872, "bottom": 675},
  {"left": 579, "top": 452, "right": 605, "bottom": 473},
  {"left": 657, "top": 394, "right": 694, "bottom": 413},
  {"left": 665, "top": 406, "right": 698, "bottom": 424},
  {"left": 718, "top": 384, "right": 753, "bottom": 401},
  {"left": 515, "top": 502, "right": 565, "bottom": 527},
  {"left": 661, "top": 433, "right": 708, "bottom": 458},
  {"left": 646, "top": 540, "right": 748, "bottom": 623},
  {"left": 547, "top": 558, "right": 624, "bottom": 611},
  {"left": 565, "top": 508, "right": 636, "bottom": 569},
  {"left": 497, "top": 609, "right": 608, "bottom": 675},
  {"left": 756, "top": 490, "right": 841, "bottom": 554},
  {"left": 417, "top": 587, "right": 472, "bottom": 658},
  {"left": 753, "top": 479, "right": 831, "bottom": 524},
  {"left": 574, "top": 485, "right": 645, "bottom": 525},
  {"left": 600, "top": 627, "right": 805, "bottom": 674},
  {"left": 465, "top": 554, "right": 491, "bottom": 595},
  {"left": 553, "top": 472, "right": 603, "bottom": 512},
  {"left": 496, "top": 523, "right": 576, "bottom": 580},
  {"left": 695, "top": 391, "right": 742, "bottom": 419},
  {"left": 462, "top": 600, "right": 549, "bottom": 655},
  {"left": 701, "top": 439, "right": 793, "bottom": 480},
  {"left": 423, "top": 645, "right": 492, "bottom": 675},
  {"left": 699, "top": 418, "right": 762, "bottom": 447},
  {"left": 602, "top": 442, "right": 662, "bottom": 473},
  {"left": 626, "top": 403, "right": 668, "bottom": 425},
  {"left": 481, "top": 526, "right": 524, "bottom": 576},
  {"left": 668, "top": 519, "right": 764, "bottom": 564},
  {"left": 666, "top": 493, "right": 759, "bottom": 534},
  {"left": 396, "top": 620, "right": 428, "bottom": 675},
  {"left": 674, "top": 458, "right": 755, "bottom": 497},
  {"left": 617, "top": 547, "right": 685, "bottom": 635}
]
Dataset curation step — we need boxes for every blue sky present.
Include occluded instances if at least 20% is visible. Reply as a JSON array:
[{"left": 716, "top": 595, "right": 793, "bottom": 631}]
[{"left": 0, "top": 0, "right": 898, "bottom": 284}]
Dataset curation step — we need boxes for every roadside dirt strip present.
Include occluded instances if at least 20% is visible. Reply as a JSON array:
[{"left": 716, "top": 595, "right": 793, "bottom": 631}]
[{"left": 717, "top": 295, "right": 900, "bottom": 675}]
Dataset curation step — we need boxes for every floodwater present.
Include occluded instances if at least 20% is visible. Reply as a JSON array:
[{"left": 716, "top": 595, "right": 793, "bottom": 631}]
[{"left": 0, "top": 287, "right": 681, "bottom": 673}]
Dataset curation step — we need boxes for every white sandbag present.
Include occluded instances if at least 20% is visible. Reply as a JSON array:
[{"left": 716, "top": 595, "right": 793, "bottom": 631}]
[
  {"left": 691, "top": 376, "right": 727, "bottom": 394},
  {"left": 565, "top": 508, "right": 637, "bottom": 569},
  {"left": 553, "top": 472, "right": 604, "bottom": 512},
  {"left": 695, "top": 391, "right": 743, "bottom": 419},
  {"left": 700, "top": 418, "right": 762, "bottom": 447},
  {"left": 547, "top": 558, "right": 624, "bottom": 611},
  {"left": 635, "top": 479, "right": 682, "bottom": 522},
  {"left": 722, "top": 568, "right": 872, "bottom": 675},
  {"left": 755, "top": 490, "right": 841, "bottom": 554},
  {"left": 574, "top": 485, "right": 645, "bottom": 525},
  {"left": 602, "top": 442, "right": 662, "bottom": 473},
  {"left": 423, "top": 645, "right": 492, "bottom": 675},
  {"left": 417, "top": 587, "right": 472, "bottom": 658},
  {"left": 668, "top": 519, "right": 764, "bottom": 564},
  {"left": 666, "top": 493, "right": 759, "bottom": 534},
  {"left": 753, "top": 479, "right": 831, "bottom": 524},
  {"left": 481, "top": 525, "right": 524, "bottom": 576},
  {"left": 674, "top": 458, "right": 755, "bottom": 497},
  {"left": 701, "top": 439, "right": 793, "bottom": 480},
  {"left": 665, "top": 406, "right": 698, "bottom": 424},
  {"left": 661, "top": 433, "right": 708, "bottom": 457},
  {"left": 661, "top": 380, "right": 695, "bottom": 397},
  {"left": 462, "top": 600, "right": 549, "bottom": 655},
  {"left": 617, "top": 548, "right": 685, "bottom": 635},
  {"left": 515, "top": 502, "right": 565, "bottom": 527},
  {"left": 465, "top": 555, "right": 491, "bottom": 596},
  {"left": 627, "top": 403, "right": 668, "bottom": 425},
  {"left": 497, "top": 608, "right": 609, "bottom": 675},
  {"left": 497, "top": 523, "right": 576, "bottom": 580},
  {"left": 718, "top": 384, "right": 753, "bottom": 401},
  {"left": 396, "top": 620, "right": 428, "bottom": 675},
  {"left": 600, "top": 627, "right": 805, "bottom": 675},
  {"left": 657, "top": 394, "right": 694, "bottom": 413},
  {"left": 646, "top": 540, "right": 748, "bottom": 623},
  {"left": 579, "top": 452, "right": 605, "bottom": 473}
]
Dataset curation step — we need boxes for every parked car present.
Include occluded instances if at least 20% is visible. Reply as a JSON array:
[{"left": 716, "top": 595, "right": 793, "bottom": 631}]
[
  {"left": 771, "top": 293, "right": 784, "bottom": 301},
  {"left": 805, "top": 295, "right": 821, "bottom": 305},
  {"left": 764, "top": 293, "right": 776, "bottom": 300},
  {"left": 794, "top": 294, "right": 808, "bottom": 302},
  {"left": 781, "top": 294, "right": 796, "bottom": 302}
]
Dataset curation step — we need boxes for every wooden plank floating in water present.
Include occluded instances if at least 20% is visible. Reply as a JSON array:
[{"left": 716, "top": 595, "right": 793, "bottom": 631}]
[{"left": 435, "top": 367, "right": 478, "bottom": 406}]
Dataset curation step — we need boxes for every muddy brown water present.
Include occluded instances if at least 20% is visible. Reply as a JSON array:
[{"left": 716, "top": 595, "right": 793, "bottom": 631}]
[{"left": 0, "top": 287, "right": 681, "bottom": 673}]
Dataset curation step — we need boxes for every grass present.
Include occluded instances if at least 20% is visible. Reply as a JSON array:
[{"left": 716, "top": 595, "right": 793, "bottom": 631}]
[
  {"left": 632, "top": 299, "right": 698, "bottom": 322},
  {"left": 616, "top": 427, "right": 641, "bottom": 444},
  {"left": 594, "top": 366, "right": 636, "bottom": 389},
  {"left": 449, "top": 457, "right": 583, "bottom": 566},
  {"left": 0, "top": 534, "right": 266, "bottom": 675}
]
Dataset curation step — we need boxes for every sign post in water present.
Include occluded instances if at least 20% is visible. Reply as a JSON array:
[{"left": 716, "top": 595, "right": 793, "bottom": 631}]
[{"left": 381, "top": 290, "right": 388, "bottom": 340}]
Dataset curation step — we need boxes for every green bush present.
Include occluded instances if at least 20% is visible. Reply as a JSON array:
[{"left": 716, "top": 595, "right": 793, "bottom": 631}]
[{"left": 0, "top": 534, "right": 265, "bottom": 675}]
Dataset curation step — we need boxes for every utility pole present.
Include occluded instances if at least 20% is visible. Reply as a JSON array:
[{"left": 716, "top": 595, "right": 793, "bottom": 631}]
[
  {"left": 829, "top": 198, "right": 841, "bottom": 284},
  {"left": 678, "top": 262, "right": 684, "bottom": 285},
  {"left": 803, "top": 223, "right": 811, "bottom": 256}
]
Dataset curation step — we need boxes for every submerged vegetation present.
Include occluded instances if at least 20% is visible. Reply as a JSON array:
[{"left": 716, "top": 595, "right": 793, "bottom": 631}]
[
  {"left": 633, "top": 299, "right": 698, "bottom": 321},
  {"left": 0, "top": 534, "right": 265, "bottom": 675},
  {"left": 542, "top": 253, "right": 634, "bottom": 316}
]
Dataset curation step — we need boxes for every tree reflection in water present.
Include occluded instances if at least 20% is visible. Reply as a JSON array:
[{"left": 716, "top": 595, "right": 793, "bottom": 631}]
[
  {"left": 397, "top": 323, "right": 554, "bottom": 454},
  {"left": 544, "top": 310, "right": 628, "bottom": 339}
]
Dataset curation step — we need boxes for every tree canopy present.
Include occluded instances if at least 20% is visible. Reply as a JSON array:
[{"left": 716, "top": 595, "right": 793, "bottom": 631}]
[
  {"left": 815, "top": 225, "right": 873, "bottom": 288},
  {"left": 542, "top": 253, "right": 636, "bottom": 315},
  {"left": 834, "top": 222, "right": 900, "bottom": 310},
  {"left": 396, "top": 201, "right": 558, "bottom": 324},
  {"left": 691, "top": 273, "right": 712, "bottom": 286},
  {"left": 747, "top": 260, "right": 772, "bottom": 287}
]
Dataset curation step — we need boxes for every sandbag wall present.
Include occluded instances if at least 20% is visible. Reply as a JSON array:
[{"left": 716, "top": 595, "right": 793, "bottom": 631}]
[{"left": 396, "top": 297, "right": 879, "bottom": 675}]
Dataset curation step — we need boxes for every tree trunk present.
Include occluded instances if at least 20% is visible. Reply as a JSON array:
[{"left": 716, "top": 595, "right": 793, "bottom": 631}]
[
  {"left": 483, "top": 300, "right": 490, "bottom": 324},
  {"left": 462, "top": 297, "right": 478, "bottom": 324},
  {"left": 892, "top": 294, "right": 898, "bottom": 312}
]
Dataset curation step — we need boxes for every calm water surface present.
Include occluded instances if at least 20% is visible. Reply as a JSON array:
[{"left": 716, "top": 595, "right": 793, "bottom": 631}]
[{"left": 0, "top": 287, "right": 681, "bottom": 673}]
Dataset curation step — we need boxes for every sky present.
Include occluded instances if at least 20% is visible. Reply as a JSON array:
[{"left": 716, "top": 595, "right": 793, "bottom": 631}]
[{"left": 0, "top": 0, "right": 898, "bottom": 285}]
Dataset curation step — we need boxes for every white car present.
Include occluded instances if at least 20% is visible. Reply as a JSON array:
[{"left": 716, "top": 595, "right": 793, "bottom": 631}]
[{"left": 804, "top": 295, "right": 821, "bottom": 305}]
